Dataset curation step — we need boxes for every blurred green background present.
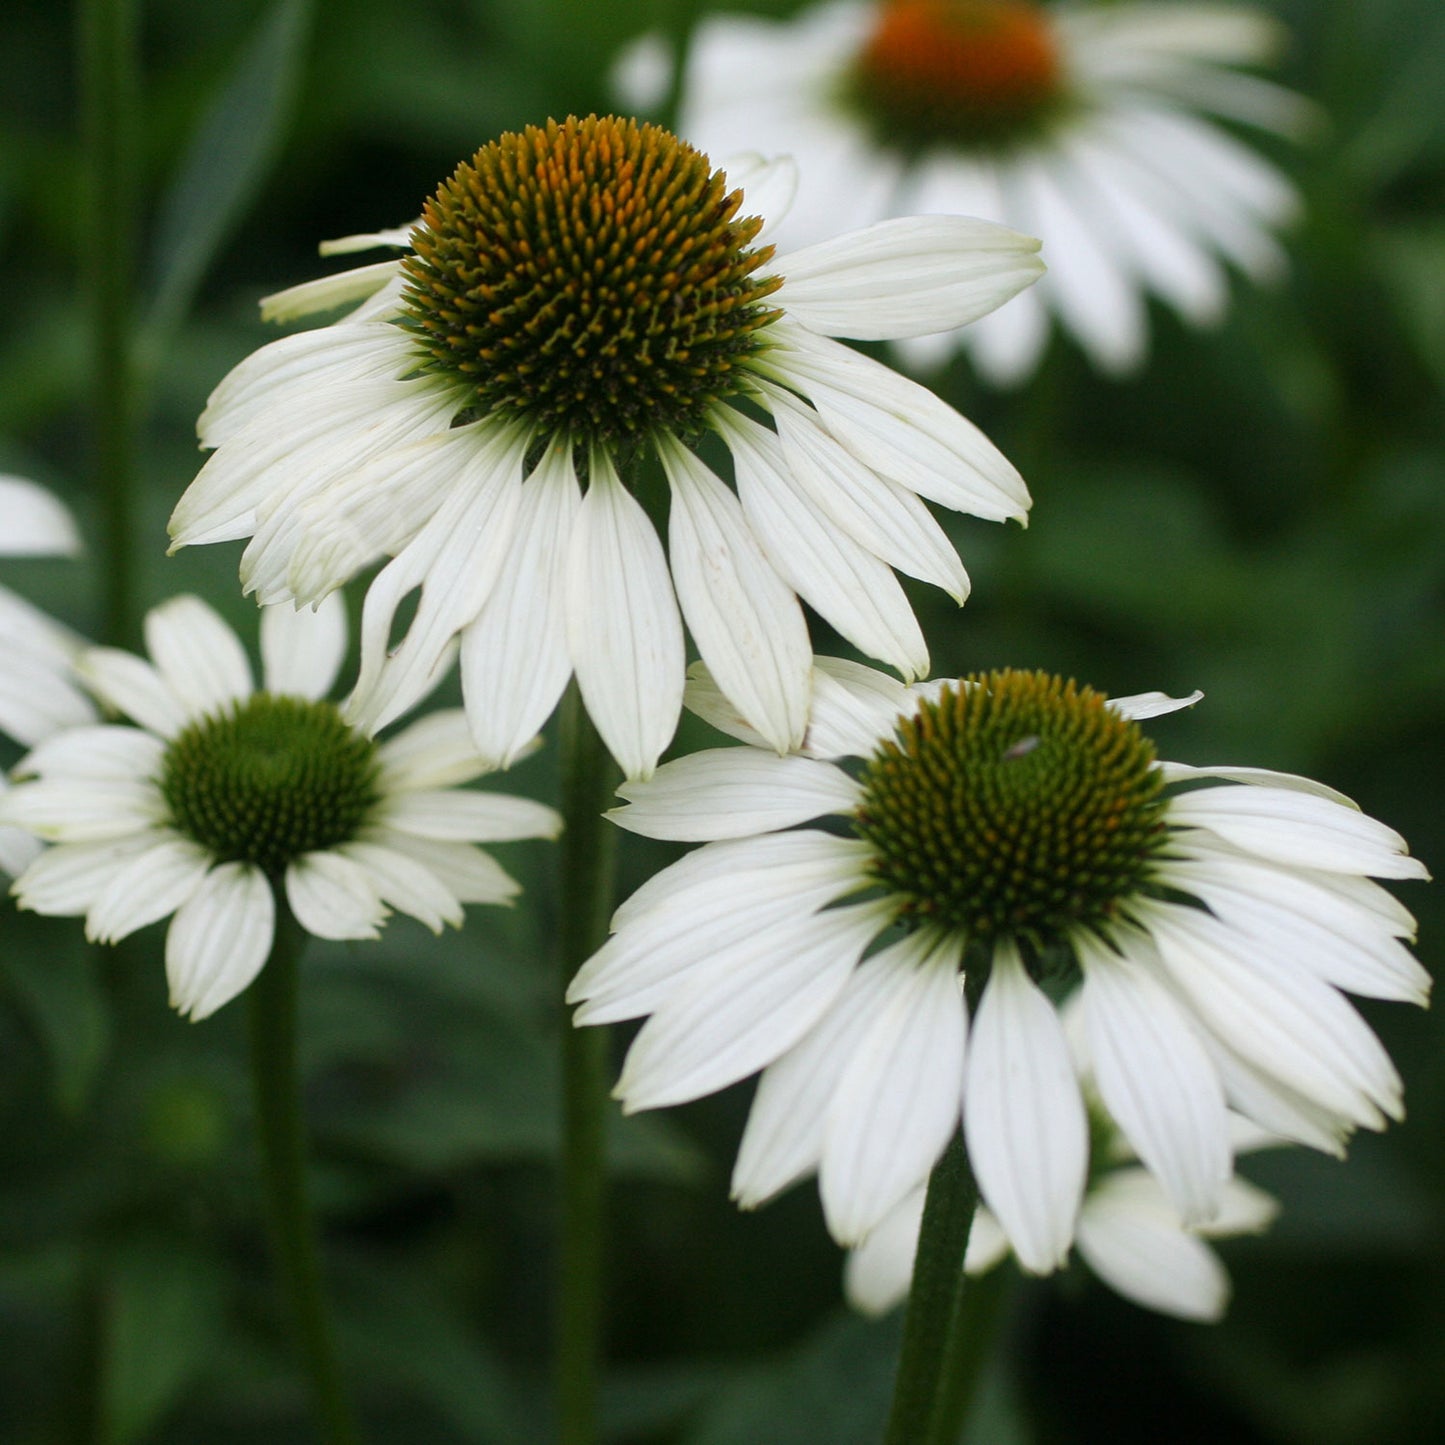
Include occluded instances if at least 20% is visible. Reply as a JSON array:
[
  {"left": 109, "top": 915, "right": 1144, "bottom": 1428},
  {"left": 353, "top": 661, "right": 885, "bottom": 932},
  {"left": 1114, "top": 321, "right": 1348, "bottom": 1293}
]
[{"left": 2, "top": 0, "right": 1443, "bottom": 1440}]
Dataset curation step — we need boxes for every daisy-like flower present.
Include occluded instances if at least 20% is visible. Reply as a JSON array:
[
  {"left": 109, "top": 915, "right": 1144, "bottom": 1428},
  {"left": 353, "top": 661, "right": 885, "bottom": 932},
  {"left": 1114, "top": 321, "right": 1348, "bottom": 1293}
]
[
  {"left": 0, "top": 594, "right": 560, "bottom": 1020},
  {"left": 568, "top": 660, "right": 1428, "bottom": 1272},
  {"left": 846, "top": 1113, "right": 1280, "bottom": 1324},
  {"left": 627, "top": 0, "right": 1308, "bottom": 382},
  {"left": 1, "top": 477, "right": 96, "bottom": 876},
  {"left": 167, "top": 114, "right": 1042, "bottom": 780}
]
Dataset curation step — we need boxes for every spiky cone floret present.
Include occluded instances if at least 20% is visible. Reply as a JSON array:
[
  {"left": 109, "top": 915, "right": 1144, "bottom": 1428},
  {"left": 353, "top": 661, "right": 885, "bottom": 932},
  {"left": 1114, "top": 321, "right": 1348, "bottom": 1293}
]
[
  {"left": 0, "top": 594, "right": 560, "bottom": 1020},
  {"left": 168, "top": 115, "right": 1043, "bottom": 781},
  {"left": 567, "top": 658, "right": 1428, "bottom": 1273}
]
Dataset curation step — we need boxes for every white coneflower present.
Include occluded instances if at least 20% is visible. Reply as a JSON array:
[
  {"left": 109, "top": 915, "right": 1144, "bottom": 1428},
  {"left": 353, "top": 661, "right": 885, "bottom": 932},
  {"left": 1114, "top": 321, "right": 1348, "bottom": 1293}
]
[
  {"left": 568, "top": 659, "right": 1427, "bottom": 1271},
  {"left": 0, "top": 476, "right": 96, "bottom": 876},
  {"left": 0, "top": 594, "right": 559, "bottom": 1020},
  {"left": 168, "top": 114, "right": 1042, "bottom": 780},
  {"left": 626, "top": 1, "right": 1308, "bottom": 382}
]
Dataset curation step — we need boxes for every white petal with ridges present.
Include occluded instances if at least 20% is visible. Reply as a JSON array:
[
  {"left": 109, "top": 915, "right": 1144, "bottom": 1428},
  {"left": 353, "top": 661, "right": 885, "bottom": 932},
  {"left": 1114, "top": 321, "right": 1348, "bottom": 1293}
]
[
  {"left": 368, "top": 831, "right": 520, "bottom": 906},
  {"left": 1109, "top": 690, "right": 1203, "bottom": 721},
  {"left": 719, "top": 407, "right": 929, "bottom": 679},
  {"left": 845, "top": 1186, "right": 926, "bottom": 1316},
  {"left": 379, "top": 789, "right": 561, "bottom": 843},
  {"left": 338, "top": 839, "right": 463, "bottom": 933},
  {"left": 378, "top": 710, "right": 501, "bottom": 791},
  {"left": 285, "top": 851, "right": 386, "bottom": 940},
  {"left": 9, "top": 835, "right": 156, "bottom": 915},
  {"left": 661, "top": 437, "right": 812, "bottom": 754},
  {"left": 1077, "top": 931, "right": 1230, "bottom": 1225},
  {"left": 76, "top": 648, "right": 188, "bottom": 738},
  {"left": 0, "top": 778, "right": 164, "bottom": 841},
  {"left": 85, "top": 835, "right": 212, "bottom": 943},
  {"left": 615, "top": 900, "right": 891, "bottom": 1112},
  {"left": 964, "top": 943, "right": 1088, "bottom": 1274},
  {"left": 756, "top": 325, "right": 1029, "bottom": 520},
  {"left": 166, "top": 862, "right": 274, "bottom": 1020},
  {"left": 565, "top": 451, "right": 685, "bottom": 781},
  {"left": 610, "top": 749, "right": 858, "bottom": 841},
  {"left": 460, "top": 440, "right": 581, "bottom": 768},
  {"left": 821, "top": 931, "right": 967, "bottom": 1244},
  {"left": 732, "top": 946, "right": 920, "bottom": 1210},
  {"left": 775, "top": 215, "right": 1043, "bottom": 340},
  {"left": 16, "top": 725, "right": 164, "bottom": 782}
]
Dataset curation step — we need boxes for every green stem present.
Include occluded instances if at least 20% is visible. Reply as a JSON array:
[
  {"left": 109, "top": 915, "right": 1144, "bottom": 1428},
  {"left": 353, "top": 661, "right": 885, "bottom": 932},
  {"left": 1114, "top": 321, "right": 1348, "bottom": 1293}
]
[
  {"left": 925, "top": 1266, "right": 1008, "bottom": 1445},
  {"left": 555, "top": 683, "right": 621, "bottom": 1445},
  {"left": 883, "top": 1132, "right": 981, "bottom": 1445},
  {"left": 246, "top": 906, "right": 361, "bottom": 1445},
  {"left": 78, "top": 0, "right": 140, "bottom": 647}
]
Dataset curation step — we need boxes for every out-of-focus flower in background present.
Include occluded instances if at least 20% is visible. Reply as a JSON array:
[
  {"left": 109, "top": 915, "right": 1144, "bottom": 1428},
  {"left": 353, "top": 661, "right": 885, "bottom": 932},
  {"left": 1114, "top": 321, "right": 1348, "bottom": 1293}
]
[
  {"left": 0, "top": 594, "right": 559, "bottom": 1020},
  {"left": 621, "top": 1, "right": 1311, "bottom": 382},
  {"left": 0, "top": 477, "right": 96, "bottom": 876},
  {"left": 168, "top": 115, "right": 1043, "bottom": 781},
  {"left": 845, "top": 1114, "right": 1281, "bottom": 1322}
]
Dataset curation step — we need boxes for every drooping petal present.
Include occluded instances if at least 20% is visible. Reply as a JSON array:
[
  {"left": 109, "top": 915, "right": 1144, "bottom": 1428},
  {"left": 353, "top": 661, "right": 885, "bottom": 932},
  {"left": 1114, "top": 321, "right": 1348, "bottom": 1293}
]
[
  {"left": 377, "top": 789, "right": 562, "bottom": 844},
  {"left": 337, "top": 839, "right": 464, "bottom": 933},
  {"left": 459, "top": 440, "right": 581, "bottom": 769},
  {"left": 1076, "top": 931, "right": 1231, "bottom": 1226},
  {"left": 16, "top": 725, "right": 164, "bottom": 783},
  {"left": 368, "top": 830, "right": 521, "bottom": 906},
  {"left": 85, "top": 835, "right": 213, "bottom": 943},
  {"left": 166, "top": 862, "right": 275, "bottom": 1021},
  {"left": 820, "top": 931, "right": 968, "bottom": 1244},
  {"left": 377, "top": 709, "right": 506, "bottom": 792},
  {"left": 9, "top": 835, "right": 158, "bottom": 915},
  {"left": 964, "top": 943, "right": 1088, "bottom": 1274},
  {"left": 564, "top": 449, "right": 685, "bottom": 780},
  {"left": 660, "top": 435, "right": 812, "bottom": 754}
]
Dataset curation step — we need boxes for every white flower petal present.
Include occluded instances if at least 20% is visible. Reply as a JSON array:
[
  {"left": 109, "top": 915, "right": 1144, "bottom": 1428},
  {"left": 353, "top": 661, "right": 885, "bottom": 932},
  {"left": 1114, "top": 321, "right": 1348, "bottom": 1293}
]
[
  {"left": 284, "top": 851, "right": 386, "bottom": 940},
  {"left": 565, "top": 450, "right": 685, "bottom": 780},
  {"left": 1075, "top": 1179, "right": 1230, "bottom": 1322},
  {"left": 377, "top": 709, "right": 503, "bottom": 791},
  {"left": 166, "top": 862, "right": 275, "bottom": 1020},
  {"left": 609, "top": 749, "right": 859, "bottom": 841},
  {"left": 1077, "top": 932, "right": 1231, "bottom": 1226},
  {"left": 1168, "top": 785, "right": 1426, "bottom": 879},
  {"left": 0, "top": 476, "right": 82, "bottom": 555},
  {"left": 17, "top": 725, "right": 164, "bottom": 783},
  {"left": 344, "top": 423, "right": 528, "bottom": 735},
  {"left": 719, "top": 406, "right": 930, "bottom": 679},
  {"left": 85, "top": 835, "right": 212, "bottom": 943},
  {"left": 143, "top": 596, "right": 253, "bottom": 719},
  {"left": 338, "top": 839, "right": 463, "bottom": 933},
  {"left": 258, "top": 259, "right": 403, "bottom": 324},
  {"left": 821, "top": 931, "right": 968, "bottom": 1244},
  {"left": 368, "top": 831, "right": 520, "bottom": 906},
  {"left": 9, "top": 834, "right": 158, "bottom": 915},
  {"left": 776, "top": 215, "right": 1043, "bottom": 340},
  {"left": 459, "top": 440, "right": 581, "bottom": 769},
  {"left": 732, "top": 942, "right": 925, "bottom": 1210},
  {"left": 259, "top": 593, "right": 348, "bottom": 700},
  {"left": 806, "top": 657, "right": 916, "bottom": 759},
  {"left": 378, "top": 789, "right": 562, "bottom": 843},
  {"left": 660, "top": 436, "right": 812, "bottom": 754},
  {"left": 1110, "top": 690, "right": 1203, "bottom": 721},
  {"left": 615, "top": 900, "right": 891, "bottom": 1112},
  {"left": 76, "top": 647, "right": 189, "bottom": 738},
  {"left": 0, "top": 778, "right": 163, "bottom": 842},
  {"left": 964, "top": 943, "right": 1088, "bottom": 1274},
  {"left": 844, "top": 1186, "right": 926, "bottom": 1316}
]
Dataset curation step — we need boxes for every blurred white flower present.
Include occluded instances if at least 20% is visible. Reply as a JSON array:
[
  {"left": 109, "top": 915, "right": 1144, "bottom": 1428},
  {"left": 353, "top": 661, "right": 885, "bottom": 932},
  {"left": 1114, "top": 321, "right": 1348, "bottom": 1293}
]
[
  {"left": 169, "top": 115, "right": 1042, "bottom": 781},
  {"left": 846, "top": 1117, "right": 1280, "bottom": 1322},
  {"left": 626, "top": 0, "right": 1310, "bottom": 382},
  {"left": 569, "top": 660, "right": 1427, "bottom": 1271},
  {"left": 0, "top": 594, "right": 560, "bottom": 1020},
  {"left": 0, "top": 477, "right": 95, "bottom": 875}
]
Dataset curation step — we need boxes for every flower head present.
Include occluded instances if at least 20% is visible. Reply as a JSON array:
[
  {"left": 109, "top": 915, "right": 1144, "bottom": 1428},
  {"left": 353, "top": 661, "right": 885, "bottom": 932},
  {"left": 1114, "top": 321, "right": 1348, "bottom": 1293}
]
[
  {"left": 0, "top": 595, "right": 560, "bottom": 1020},
  {"left": 628, "top": 1, "right": 1310, "bottom": 381},
  {"left": 846, "top": 1114, "right": 1281, "bottom": 1323},
  {"left": 568, "top": 659, "right": 1428, "bottom": 1271},
  {"left": 168, "top": 115, "right": 1042, "bottom": 780}
]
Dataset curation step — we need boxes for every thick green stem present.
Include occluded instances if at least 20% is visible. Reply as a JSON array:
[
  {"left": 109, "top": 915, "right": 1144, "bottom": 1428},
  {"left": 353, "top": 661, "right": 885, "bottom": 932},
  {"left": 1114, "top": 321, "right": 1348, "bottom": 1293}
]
[
  {"left": 925, "top": 1265, "right": 1008, "bottom": 1445},
  {"left": 555, "top": 683, "right": 621, "bottom": 1445},
  {"left": 78, "top": 0, "right": 140, "bottom": 647},
  {"left": 883, "top": 1132, "right": 981, "bottom": 1445},
  {"left": 246, "top": 907, "right": 361, "bottom": 1445}
]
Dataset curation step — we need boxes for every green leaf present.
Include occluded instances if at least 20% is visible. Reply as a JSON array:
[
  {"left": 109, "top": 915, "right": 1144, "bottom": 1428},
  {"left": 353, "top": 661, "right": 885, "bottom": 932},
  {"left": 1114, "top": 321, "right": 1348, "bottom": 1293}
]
[{"left": 144, "top": 0, "right": 315, "bottom": 336}]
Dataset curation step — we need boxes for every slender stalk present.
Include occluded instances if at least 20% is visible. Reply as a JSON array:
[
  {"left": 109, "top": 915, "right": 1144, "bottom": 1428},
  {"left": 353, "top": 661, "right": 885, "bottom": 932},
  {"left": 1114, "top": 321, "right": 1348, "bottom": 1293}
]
[
  {"left": 78, "top": 0, "right": 140, "bottom": 647},
  {"left": 925, "top": 1266, "right": 1008, "bottom": 1445},
  {"left": 246, "top": 906, "right": 361, "bottom": 1444},
  {"left": 883, "top": 1132, "right": 980, "bottom": 1445},
  {"left": 555, "top": 682, "right": 621, "bottom": 1445}
]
